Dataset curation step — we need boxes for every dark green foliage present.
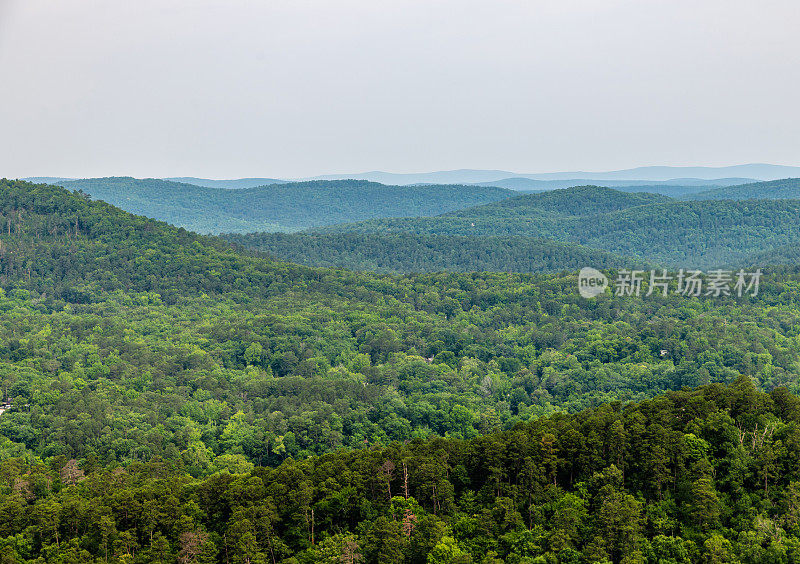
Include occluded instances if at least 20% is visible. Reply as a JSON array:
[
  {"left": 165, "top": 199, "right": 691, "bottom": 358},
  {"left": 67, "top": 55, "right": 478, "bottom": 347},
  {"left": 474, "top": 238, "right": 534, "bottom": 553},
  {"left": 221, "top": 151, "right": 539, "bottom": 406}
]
[
  {"left": 687, "top": 177, "right": 800, "bottom": 200},
  {"left": 742, "top": 243, "right": 800, "bottom": 267},
  {"left": 445, "top": 186, "right": 674, "bottom": 217},
  {"left": 2, "top": 382, "right": 800, "bottom": 562},
  {"left": 57, "top": 177, "right": 513, "bottom": 234},
  {"left": 1, "top": 179, "right": 800, "bottom": 561},
  {"left": 473, "top": 176, "right": 753, "bottom": 193},
  {"left": 314, "top": 186, "right": 800, "bottom": 268},
  {"left": 616, "top": 184, "right": 724, "bottom": 197},
  {"left": 221, "top": 232, "right": 651, "bottom": 274}
]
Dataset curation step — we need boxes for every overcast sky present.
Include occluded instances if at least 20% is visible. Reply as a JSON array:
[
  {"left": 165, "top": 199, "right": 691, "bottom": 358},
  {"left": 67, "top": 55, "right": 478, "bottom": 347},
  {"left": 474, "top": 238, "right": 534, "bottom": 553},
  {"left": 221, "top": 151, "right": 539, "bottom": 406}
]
[{"left": 1, "top": 0, "right": 798, "bottom": 179}]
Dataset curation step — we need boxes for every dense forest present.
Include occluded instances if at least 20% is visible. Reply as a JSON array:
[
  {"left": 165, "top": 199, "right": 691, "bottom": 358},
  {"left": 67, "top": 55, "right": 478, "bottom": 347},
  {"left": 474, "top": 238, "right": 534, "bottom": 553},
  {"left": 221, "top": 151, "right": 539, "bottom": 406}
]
[
  {"left": 743, "top": 244, "right": 800, "bottom": 268},
  {"left": 688, "top": 178, "right": 800, "bottom": 201},
  {"left": 220, "top": 233, "right": 651, "bottom": 274},
  {"left": 443, "top": 187, "right": 673, "bottom": 217},
  {"left": 472, "top": 177, "right": 731, "bottom": 193},
  {"left": 605, "top": 185, "right": 720, "bottom": 198},
  {"left": 2, "top": 179, "right": 800, "bottom": 561},
  {"left": 55, "top": 178, "right": 512, "bottom": 234},
  {"left": 46, "top": 179, "right": 800, "bottom": 272},
  {"left": 4, "top": 380, "right": 800, "bottom": 563},
  {"left": 312, "top": 186, "right": 800, "bottom": 268},
  {"left": 225, "top": 186, "right": 800, "bottom": 274}
]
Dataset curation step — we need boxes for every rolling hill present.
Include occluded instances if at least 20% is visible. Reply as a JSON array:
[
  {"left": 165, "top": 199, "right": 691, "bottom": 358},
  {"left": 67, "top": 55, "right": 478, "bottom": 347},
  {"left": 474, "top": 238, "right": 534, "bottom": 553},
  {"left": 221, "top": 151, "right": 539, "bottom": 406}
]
[
  {"left": 687, "top": 177, "right": 800, "bottom": 200},
  {"left": 20, "top": 176, "right": 76, "bottom": 184},
  {"left": 615, "top": 184, "right": 734, "bottom": 197},
  {"left": 222, "top": 232, "right": 652, "bottom": 274},
  {"left": 478, "top": 177, "right": 752, "bottom": 194},
  {"left": 303, "top": 163, "right": 800, "bottom": 184},
  {"left": 56, "top": 176, "right": 514, "bottom": 233},
  {"left": 738, "top": 242, "right": 800, "bottom": 267},
  {"left": 447, "top": 185, "right": 672, "bottom": 217},
  {"left": 6, "top": 176, "right": 797, "bottom": 457},
  {"left": 313, "top": 186, "right": 800, "bottom": 268},
  {"left": 4, "top": 179, "right": 800, "bottom": 562}
]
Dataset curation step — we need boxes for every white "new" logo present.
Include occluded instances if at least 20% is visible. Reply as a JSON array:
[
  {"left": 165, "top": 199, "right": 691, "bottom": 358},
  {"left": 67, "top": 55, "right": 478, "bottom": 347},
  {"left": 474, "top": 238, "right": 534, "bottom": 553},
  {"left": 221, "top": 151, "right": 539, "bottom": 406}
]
[{"left": 578, "top": 267, "right": 608, "bottom": 298}]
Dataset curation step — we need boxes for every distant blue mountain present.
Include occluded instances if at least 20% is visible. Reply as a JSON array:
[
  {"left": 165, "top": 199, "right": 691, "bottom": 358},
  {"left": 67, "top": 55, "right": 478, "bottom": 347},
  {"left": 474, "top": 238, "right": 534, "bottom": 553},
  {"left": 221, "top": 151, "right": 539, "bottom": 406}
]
[
  {"left": 473, "top": 177, "right": 755, "bottom": 193},
  {"left": 23, "top": 163, "right": 800, "bottom": 189},
  {"left": 53, "top": 177, "right": 513, "bottom": 234},
  {"left": 305, "top": 169, "right": 515, "bottom": 185},
  {"left": 21, "top": 176, "right": 76, "bottom": 184},
  {"left": 302, "top": 164, "right": 800, "bottom": 185},
  {"left": 164, "top": 177, "right": 287, "bottom": 189},
  {"left": 515, "top": 164, "right": 800, "bottom": 182}
]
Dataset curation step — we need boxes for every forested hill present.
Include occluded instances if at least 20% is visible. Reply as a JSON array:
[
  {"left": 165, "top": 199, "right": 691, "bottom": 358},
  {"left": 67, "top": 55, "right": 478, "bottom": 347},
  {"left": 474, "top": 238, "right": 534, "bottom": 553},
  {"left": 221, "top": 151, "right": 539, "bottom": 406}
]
[
  {"left": 4, "top": 379, "right": 800, "bottom": 562},
  {"left": 5, "top": 179, "right": 800, "bottom": 561},
  {"left": 56, "top": 177, "right": 513, "bottom": 234},
  {"left": 314, "top": 186, "right": 800, "bottom": 268},
  {"left": 687, "top": 177, "right": 800, "bottom": 200},
  {"left": 0, "top": 178, "right": 337, "bottom": 304},
  {"left": 2, "top": 177, "right": 800, "bottom": 452},
  {"left": 222, "top": 232, "right": 653, "bottom": 273},
  {"left": 471, "top": 177, "right": 753, "bottom": 194},
  {"left": 1, "top": 178, "right": 467, "bottom": 305},
  {"left": 740, "top": 242, "right": 800, "bottom": 267},
  {"left": 445, "top": 185, "right": 673, "bottom": 217}
]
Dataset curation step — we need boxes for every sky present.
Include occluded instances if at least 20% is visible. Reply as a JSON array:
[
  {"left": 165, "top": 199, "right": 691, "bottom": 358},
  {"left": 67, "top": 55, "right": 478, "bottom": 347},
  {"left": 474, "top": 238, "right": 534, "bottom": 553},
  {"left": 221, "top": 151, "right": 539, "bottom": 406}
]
[{"left": 1, "top": 0, "right": 799, "bottom": 179}]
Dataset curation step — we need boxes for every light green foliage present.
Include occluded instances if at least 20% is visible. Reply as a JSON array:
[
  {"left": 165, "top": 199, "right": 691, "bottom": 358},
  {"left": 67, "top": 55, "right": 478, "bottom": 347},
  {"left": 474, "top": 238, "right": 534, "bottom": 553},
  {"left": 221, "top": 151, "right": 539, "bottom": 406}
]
[{"left": 0, "top": 180, "right": 799, "bottom": 561}]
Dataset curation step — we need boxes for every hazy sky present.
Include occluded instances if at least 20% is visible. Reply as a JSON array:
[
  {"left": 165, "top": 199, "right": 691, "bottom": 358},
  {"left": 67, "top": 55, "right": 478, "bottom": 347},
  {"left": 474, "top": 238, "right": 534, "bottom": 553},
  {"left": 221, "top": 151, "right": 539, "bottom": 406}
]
[{"left": 1, "top": 0, "right": 799, "bottom": 179}]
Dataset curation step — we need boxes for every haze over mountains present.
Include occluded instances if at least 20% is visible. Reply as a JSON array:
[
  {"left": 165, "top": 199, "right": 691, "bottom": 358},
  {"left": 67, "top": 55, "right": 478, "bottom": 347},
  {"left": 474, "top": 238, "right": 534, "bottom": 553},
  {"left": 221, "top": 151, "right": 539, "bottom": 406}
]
[
  {"left": 15, "top": 174, "right": 796, "bottom": 272},
  {"left": 55, "top": 177, "right": 513, "bottom": 233},
  {"left": 164, "top": 177, "right": 287, "bottom": 189},
  {"left": 303, "top": 163, "right": 800, "bottom": 185},
  {"left": 310, "top": 185, "right": 800, "bottom": 269},
  {"left": 477, "top": 177, "right": 753, "bottom": 193},
  {"left": 24, "top": 163, "right": 800, "bottom": 190}
]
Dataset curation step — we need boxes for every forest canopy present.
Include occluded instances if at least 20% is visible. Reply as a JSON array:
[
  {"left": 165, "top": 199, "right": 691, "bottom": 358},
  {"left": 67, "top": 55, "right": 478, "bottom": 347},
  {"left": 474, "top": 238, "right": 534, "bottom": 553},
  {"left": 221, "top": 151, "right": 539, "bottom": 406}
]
[
  {"left": 55, "top": 177, "right": 513, "bottom": 234},
  {"left": 1, "top": 179, "right": 800, "bottom": 562}
]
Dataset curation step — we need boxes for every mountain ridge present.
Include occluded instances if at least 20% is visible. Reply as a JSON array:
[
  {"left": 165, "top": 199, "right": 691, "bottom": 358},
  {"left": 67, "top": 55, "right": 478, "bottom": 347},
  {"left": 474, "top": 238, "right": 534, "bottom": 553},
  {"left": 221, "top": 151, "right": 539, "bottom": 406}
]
[
  {"left": 21, "top": 162, "right": 798, "bottom": 187},
  {"left": 312, "top": 185, "right": 800, "bottom": 268},
  {"left": 222, "top": 231, "right": 654, "bottom": 274},
  {"left": 55, "top": 176, "right": 514, "bottom": 234},
  {"left": 302, "top": 163, "right": 800, "bottom": 184},
  {"left": 686, "top": 177, "right": 800, "bottom": 200}
]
